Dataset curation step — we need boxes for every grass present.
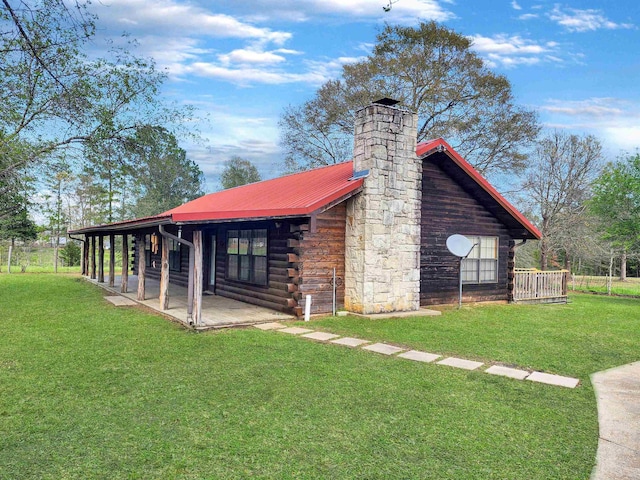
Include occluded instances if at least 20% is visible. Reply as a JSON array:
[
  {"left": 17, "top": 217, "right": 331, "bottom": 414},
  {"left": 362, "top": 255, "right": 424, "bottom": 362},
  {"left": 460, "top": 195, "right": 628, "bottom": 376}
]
[
  {"left": 570, "top": 275, "right": 640, "bottom": 297},
  {"left": 1, "top": 276, "right": 638, "bottom": 479}
]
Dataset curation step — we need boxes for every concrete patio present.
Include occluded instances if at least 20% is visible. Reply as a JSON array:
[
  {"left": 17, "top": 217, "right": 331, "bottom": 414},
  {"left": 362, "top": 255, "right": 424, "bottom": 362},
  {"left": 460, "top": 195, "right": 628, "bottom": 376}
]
[{"left": 87, "top": 275, "right": 294, "bottom": 329}]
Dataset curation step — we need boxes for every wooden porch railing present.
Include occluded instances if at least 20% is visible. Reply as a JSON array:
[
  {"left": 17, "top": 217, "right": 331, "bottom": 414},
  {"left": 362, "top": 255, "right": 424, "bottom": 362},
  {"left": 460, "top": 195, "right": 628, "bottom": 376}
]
[{"left": 513, "top": 269, "right": 568, "bottom": 303}]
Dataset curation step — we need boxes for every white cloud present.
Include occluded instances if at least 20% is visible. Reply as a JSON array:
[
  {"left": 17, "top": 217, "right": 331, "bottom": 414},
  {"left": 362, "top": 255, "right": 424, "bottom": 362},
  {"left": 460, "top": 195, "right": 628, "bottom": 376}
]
[
  {"left": 518, "top": 13, "right": 539, "bottom": 20},
  {"left": 540, "top": 98, "right": 640, "bottom": 153},
  {"left": 95, "top": 0, "right": 291, "bottom": 44},
  {"left": 548, "top": 5, "right": 635, "bottom": 32},
  {"left": 218, "top": 49, "right": 287, "bottom": 66},
  {"left": 469, "top": 34, "right": 557, "bottom": 68},
  {"left": 233, "top": 0, "right": 454, "bottom": 23},
  {"left": 540, "top": 98, "right": 624, "bottom": 117},
  {"left": 511, "top": 1, "right": 522, "bottom": 10}
]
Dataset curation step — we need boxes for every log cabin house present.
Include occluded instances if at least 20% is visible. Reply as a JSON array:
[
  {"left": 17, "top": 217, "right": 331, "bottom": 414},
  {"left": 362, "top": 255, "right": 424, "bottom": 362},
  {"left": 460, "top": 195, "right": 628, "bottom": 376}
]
[{"left": 69, "top": 99, "right": 541, "bottom": 325}]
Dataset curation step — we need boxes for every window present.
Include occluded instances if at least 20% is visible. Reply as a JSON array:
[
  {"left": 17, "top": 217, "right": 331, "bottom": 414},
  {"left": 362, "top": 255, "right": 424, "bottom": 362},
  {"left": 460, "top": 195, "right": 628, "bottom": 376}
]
[
  {"left": 227, "top": 229, "right": 268, "bottom": 285},
  {"left": 169, "top": 238, "right": 181, "bottom": 272},
  {"left": 461, "top": 236, "right": 498, "bottom": 284},
  {"left": 144, "top": 234, "right": 152, "bottom": 267}
]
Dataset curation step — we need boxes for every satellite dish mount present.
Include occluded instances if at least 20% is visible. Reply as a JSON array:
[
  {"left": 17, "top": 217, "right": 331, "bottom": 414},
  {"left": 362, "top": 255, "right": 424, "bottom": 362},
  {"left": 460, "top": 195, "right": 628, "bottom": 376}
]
[{"left": 446, "top": 234, "right": 477, "bottom": 308}]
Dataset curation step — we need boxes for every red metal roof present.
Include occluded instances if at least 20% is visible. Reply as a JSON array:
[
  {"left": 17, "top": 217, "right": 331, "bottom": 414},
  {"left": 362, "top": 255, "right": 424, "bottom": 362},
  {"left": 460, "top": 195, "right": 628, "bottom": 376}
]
[
  {"left": 70, "top": 139, "right": 540, "bottom": 240},
  {"left": 162, "top": 161, "right": 364, "bottom": 223},
  {"left": 416, "top": 138, "right": 541, "bottom": 239}
]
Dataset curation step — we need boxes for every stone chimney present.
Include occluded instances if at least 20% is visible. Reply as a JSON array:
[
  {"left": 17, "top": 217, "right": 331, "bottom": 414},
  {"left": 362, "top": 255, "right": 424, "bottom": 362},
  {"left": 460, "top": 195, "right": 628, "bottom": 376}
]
[{"left": 344, "top": 99, "right": 422, "bottom": 314}]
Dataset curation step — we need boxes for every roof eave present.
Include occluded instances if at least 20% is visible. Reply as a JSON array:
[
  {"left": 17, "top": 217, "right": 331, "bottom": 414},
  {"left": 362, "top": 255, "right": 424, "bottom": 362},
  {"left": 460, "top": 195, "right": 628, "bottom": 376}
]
[
  {"left": 418, "top": 139, "right": 542, "bottom": 240},
  {"left": 68, "top": 215, "right": 173, "bottom": 235}
]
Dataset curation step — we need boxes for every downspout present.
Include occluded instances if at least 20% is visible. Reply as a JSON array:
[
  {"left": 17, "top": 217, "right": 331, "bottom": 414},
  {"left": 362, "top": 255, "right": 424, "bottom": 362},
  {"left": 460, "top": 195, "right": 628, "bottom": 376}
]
[
  {"left": 158, "top": 224, "right": 195, "bottom": 324},
  {"left": 514, "top": 239, "right": 527, "bottom": 249}
]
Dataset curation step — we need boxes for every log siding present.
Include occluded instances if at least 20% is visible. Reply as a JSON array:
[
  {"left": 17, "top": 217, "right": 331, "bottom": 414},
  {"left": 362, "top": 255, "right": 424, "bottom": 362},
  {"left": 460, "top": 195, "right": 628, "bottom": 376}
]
[
  {"left": 420, "top": 159, "right": 513, "bottom": 305},
  {"left": 297, "top": 204, "right": 347, "bottom": 315}
]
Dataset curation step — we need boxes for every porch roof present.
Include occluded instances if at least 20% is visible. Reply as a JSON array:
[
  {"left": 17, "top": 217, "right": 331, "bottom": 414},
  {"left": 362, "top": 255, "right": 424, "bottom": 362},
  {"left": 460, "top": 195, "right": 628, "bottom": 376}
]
[{"left": 69, "top": 161, "right": 363, "bottom": 234}]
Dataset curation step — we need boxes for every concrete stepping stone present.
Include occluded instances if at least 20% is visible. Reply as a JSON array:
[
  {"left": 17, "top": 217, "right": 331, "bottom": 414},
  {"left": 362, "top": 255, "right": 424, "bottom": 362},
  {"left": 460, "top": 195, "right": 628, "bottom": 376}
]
[
  {"left": 526, "top": 371, "right": 579, "bottom": 388},
  {"left": 254, "top": 322, "right": 287, "bottom": 330},
  {"left": 398, "top": 350, "right": 441, "bottom": 363},
  {"left": 330, "top": 337, "right": 370, "bottom": 348},
  {"left": 301, "top": 332, "right": 341, "bottom": 341},
  {"left": 104, "top": 296, "right": 137, "bottom": 306},
  {"left": 278, "top": 327, "right": 314, "bottom": 335},
  {"left": 362, "top": 343, "right": 405, "bottom": 355},
  {"left": 437, "top": 357, "right": 484, "bottom": 371},
  {"left": 486, "top": 365, "right": 530, "bottom": 380}
]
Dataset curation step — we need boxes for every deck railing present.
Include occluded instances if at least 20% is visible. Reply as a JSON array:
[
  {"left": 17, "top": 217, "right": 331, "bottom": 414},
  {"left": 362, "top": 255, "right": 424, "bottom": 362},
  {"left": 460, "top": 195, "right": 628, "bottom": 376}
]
[{"left": 513, "top": 269, "right": 568, "bottom": 303}]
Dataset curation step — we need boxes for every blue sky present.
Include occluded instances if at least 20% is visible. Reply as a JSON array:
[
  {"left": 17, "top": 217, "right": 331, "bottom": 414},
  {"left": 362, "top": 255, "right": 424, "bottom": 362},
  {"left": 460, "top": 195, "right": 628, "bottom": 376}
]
[{"left": 89, "top": 0, "right": 639, "bottom": 191}]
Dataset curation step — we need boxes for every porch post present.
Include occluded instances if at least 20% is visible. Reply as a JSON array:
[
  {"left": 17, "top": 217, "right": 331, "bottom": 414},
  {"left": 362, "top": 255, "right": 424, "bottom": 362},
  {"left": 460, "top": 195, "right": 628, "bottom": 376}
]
[
  {"left": 507, "top": 240, "right": 516, "bottom": 302},
  {"left": 98, "top": 235, "right": 105, "bottom": 283},
  {"left": 83, "top": 235, "right": 89, "bottom": 276},
  {"left": 136, "top": 234, "right": 146, "bottom": 301},
  {"left": 192, "top": 230, "right": 203, "bottom": 325},
  {"left": 121, "top": 234, "right": 129, "bottom": 293},
  {"left": 159, "top": 236, "right": 170, "bottom": 310},
  {"left": 108, "top": 234, "right": 115, "bottom": 287},
  {"left": 90, "top": 235, "right": 96, "bottom": 280}
]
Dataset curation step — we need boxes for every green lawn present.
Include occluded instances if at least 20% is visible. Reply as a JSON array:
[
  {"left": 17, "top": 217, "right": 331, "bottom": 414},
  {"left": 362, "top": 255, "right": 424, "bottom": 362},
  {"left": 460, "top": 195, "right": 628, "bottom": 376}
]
[
  {"left": 1, "top": 275, "right": 638, "bottom": 479},
  {"left": 570, "top": 275, "right": 640, "bottom": 297}
]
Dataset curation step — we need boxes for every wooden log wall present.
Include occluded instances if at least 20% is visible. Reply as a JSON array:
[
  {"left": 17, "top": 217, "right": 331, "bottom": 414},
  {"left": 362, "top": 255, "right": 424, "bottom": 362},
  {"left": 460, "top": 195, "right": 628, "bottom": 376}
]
[
  {"left": 420, "top": 159, "right": 513, "bottom": 305},
  {"left": 214, "top": 221, "right": 301, "bottom": 316},
  {"left": 297, "top": 204, "right": 346, "bottom": 315},
  {"left": 132, "top": 227, "right": 191, "bottom": 288}
]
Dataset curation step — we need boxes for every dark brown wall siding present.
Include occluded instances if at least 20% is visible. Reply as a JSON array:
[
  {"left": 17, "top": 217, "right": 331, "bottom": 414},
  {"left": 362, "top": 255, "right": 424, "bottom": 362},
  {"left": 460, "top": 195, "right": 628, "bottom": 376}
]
[
  {"left": 298, "top": 204, "right": 346, "bottom": 315},
  {"left": 213, "top": 221, "right": 298, "bottom": 315},
  {"left": 132, "top": 227, "right": 192, "bottom": 287},
  {"left": 420, "top": 160, "right": 512, "bottom": 305}
]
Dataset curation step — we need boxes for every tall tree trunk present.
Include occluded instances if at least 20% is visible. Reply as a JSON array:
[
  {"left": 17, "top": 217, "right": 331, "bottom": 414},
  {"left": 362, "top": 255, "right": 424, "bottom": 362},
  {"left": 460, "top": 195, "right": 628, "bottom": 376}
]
[
  {"left": 8, "top": 238, "right": 14, "bottom": 274},
  {"left": 620, "top": 250, "right": 627, "bottom": 282},
  {"left": 607, "top": 250, "right": 614, "bottom": 295},
  {"left": 540, "top": 236, "right": 548, "bottom": 271}
]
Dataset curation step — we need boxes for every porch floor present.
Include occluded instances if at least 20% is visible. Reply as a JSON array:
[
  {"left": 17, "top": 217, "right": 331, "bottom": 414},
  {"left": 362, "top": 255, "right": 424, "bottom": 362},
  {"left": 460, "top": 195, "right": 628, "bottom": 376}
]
[{"left": 87, "top": 275, "right": 295, "bottom": 329}]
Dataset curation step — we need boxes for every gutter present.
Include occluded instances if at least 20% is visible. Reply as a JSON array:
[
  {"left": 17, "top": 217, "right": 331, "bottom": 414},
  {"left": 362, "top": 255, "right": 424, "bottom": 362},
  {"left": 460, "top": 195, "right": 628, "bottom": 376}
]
[{"left": 158, "top": 224, "right": 196, "bottom": 325}]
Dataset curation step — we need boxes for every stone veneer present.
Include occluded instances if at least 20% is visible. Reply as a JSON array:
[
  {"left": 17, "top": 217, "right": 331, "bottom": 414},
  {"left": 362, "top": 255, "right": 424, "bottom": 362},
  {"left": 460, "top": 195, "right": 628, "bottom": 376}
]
[{"left": 344, "top": 102, "right": 422, "bottom": 314}]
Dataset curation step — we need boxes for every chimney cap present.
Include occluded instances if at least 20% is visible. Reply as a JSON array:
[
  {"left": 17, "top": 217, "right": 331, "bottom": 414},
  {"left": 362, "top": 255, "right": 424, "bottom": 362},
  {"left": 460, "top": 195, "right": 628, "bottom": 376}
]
[{"left": 372, "top": 97, "right": 400, "bottom": 106}]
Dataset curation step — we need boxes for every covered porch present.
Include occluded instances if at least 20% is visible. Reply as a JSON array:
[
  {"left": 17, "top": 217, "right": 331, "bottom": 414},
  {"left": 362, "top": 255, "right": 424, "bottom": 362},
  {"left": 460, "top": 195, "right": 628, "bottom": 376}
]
[{"left": 88, "top": 274, "right": 294, "bottom": 329}]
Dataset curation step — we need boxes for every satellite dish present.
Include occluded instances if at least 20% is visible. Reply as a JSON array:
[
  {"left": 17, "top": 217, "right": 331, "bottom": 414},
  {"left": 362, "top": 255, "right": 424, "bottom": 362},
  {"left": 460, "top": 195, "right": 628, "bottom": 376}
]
[{"left": 446, "top": 234, "right": 474, "bottom": 258}]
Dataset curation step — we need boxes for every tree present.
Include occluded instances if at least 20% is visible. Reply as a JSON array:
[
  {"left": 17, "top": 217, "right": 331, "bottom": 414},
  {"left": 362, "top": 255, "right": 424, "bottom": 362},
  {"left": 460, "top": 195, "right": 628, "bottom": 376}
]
[
  {"left": 60, "top": 240, "right": 81, "bottom": 267},
  {"left": 0, "top": 204, "right": 37, "bottom": 273},
  {"left": 0, "top": 0, "right": 195, "bottom": 218},
  {"left": 279, "top": 21, "right": 539, "bottom": 175},
  {"left": 589, "top": 154, "right": 640, "bottom": 281},
  {"left": 127, "top": 125, "right": 204, "bottom": 217},
  {"left": 523, "top": 131, "right": 602, "bottom": 270},
  {"left": 220, "top": 157, "right": 262, "bottom": 189},
  {"left": 41, "top": 158, "right": 73, "bottom": 273}
]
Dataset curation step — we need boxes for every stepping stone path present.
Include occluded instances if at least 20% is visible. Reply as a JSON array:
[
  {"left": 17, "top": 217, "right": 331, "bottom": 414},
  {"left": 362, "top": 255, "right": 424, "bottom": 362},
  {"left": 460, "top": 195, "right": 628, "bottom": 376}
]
[
  {"left": 104, "top": 296, "right": 137, "bottom": 306},
  {"left": 362, "top": 343, "right": 405, "bottom": 355},
  {"left": 486, "top": 365, "right": 530, "bottom": 380},
  {"left": 398, "top": 350, "right": 441, "bottom": 363},
  {"left": 330, "top": 337, "right": 370, "bottom": 347},
  {"left": 254, "top": 324, "right": 580, "bottom": 389},
  {"left": 301, "top": 332, "right": 341, "bottom": 341},
  {"left": 526, "top": 371, "right": 580, "bottom": 388},
  {"left": 437, "top": 357, "right": 484, "bottom": 371},
  {"left": 278, "top": 327, "right": 314, "bottom": 335}
]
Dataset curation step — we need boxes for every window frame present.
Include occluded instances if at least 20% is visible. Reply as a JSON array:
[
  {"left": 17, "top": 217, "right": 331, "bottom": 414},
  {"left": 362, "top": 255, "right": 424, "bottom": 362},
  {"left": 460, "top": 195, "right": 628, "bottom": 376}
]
[
  {"left": 226, "top": 228, "right": 268, "bottom": 286},
  {"left": 461, "top": 236, "right": 499, "bottom": 284}
]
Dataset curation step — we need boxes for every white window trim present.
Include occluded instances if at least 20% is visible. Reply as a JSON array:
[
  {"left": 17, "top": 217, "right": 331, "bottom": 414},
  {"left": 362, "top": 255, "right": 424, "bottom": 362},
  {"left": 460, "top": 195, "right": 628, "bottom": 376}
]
[{"left": 461, "top": 236, "right": 499, "bottom": 284}]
